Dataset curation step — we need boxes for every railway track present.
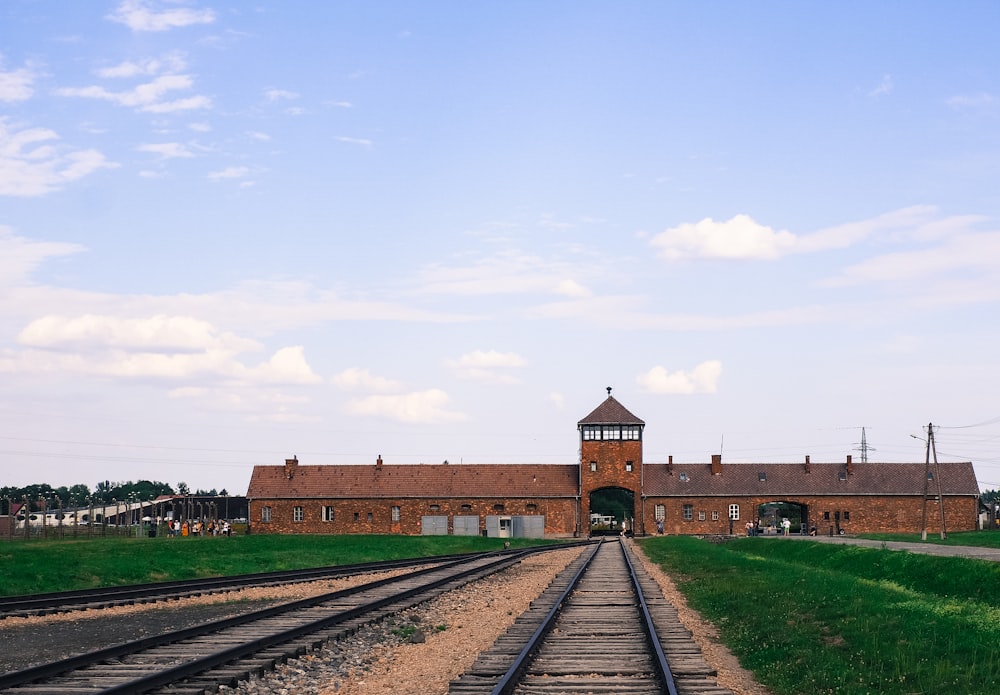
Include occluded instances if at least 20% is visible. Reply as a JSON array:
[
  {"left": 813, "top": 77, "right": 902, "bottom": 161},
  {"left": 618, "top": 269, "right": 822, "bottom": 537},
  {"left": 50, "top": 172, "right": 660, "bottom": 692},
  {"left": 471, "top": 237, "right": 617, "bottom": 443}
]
[
  {"left": 449, "top": 538, "right": 732, "bottom": 695},
  {"left": 0, "top": 547, "right": 568, "bottom": 695},
  {"left": 0, "top": 552, "right": 504, "bottom": 618}
]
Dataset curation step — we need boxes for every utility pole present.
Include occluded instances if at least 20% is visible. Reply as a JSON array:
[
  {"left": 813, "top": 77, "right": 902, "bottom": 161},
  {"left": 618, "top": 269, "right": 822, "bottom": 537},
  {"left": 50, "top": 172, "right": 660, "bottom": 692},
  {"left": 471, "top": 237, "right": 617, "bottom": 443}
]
[
  {"left": 920, "top": 423, "right": 947, "bottom": 541},
  {"left": 855, "top": 427, "right": 875, "bottom": 463}
]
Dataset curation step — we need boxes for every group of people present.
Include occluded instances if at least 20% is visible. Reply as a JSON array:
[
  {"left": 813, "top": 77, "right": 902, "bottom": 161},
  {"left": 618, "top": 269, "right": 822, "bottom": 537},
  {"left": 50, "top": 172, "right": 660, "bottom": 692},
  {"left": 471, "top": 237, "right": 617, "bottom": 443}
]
[
  {"left": 165, "top": 519, "right": 232, "bottom": 537},
  {"left": 744, "top": 518, "right": 819, "bottom": 536}
]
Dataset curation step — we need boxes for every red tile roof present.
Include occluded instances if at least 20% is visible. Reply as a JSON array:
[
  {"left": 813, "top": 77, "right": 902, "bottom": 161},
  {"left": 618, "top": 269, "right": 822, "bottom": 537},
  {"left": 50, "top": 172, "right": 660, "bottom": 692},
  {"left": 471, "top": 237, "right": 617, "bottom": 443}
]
[
  {"left": 248, "top": 462, "right": 580, "bottom": 499},
  {"left": 577, "top": 395, "right": 644, "bottom": 426},
  {"left": 643, "top": 461, "right": 979, "bottom": 497}
]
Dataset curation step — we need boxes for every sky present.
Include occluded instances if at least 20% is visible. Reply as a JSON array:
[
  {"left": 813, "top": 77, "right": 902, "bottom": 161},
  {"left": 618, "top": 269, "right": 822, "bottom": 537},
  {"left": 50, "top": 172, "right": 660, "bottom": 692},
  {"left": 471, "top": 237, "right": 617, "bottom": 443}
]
[{"left": 2, "top": 1, "right": 999, "bottom": 496}]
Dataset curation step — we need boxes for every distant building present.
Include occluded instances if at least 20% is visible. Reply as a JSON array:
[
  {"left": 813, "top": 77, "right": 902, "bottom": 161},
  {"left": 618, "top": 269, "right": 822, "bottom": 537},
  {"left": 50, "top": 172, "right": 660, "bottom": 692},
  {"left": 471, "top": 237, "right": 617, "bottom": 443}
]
[{"left": 246, "top": 391, "right": 981, "bottom": 537}]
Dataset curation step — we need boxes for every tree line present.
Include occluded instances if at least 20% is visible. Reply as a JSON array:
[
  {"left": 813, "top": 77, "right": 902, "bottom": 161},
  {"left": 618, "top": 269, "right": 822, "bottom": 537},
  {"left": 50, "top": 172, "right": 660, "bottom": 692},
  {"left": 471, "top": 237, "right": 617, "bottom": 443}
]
[{"left": 0, "top": 480, "right": 230, "bottom": 513}]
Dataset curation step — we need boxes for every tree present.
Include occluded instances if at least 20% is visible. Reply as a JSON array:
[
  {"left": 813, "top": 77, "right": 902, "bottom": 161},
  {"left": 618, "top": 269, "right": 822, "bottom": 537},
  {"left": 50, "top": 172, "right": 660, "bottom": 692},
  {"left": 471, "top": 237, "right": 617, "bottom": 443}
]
[{"left": 176, "top": 481, "right": 190, "bottom": 496}]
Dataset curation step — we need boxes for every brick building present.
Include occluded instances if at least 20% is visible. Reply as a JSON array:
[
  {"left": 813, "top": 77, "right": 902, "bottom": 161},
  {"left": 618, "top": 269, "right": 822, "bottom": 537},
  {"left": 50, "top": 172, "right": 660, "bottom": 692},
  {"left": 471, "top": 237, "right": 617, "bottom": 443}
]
[{"left": 246, "top": 390, "right": 981, "bottom": 537}]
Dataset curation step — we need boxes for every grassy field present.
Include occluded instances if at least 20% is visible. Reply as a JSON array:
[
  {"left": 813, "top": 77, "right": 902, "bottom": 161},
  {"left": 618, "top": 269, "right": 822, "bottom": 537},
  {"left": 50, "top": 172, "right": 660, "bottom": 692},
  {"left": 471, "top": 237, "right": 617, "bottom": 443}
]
[
  {"left": 0, "top": 534, "right": 554, "bottom": 596},
  {"left": 858, "top": 529, "right": 1000, "bottom": 548},
  {"left": 638, "top": 535, "right": 1000, "bottom": 695}
]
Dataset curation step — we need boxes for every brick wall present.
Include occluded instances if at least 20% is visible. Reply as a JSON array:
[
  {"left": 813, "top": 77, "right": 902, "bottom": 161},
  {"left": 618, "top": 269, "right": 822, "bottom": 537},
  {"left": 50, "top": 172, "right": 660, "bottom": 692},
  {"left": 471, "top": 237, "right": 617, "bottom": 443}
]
[
  {"left": 642, "top": 494, "right": 980, "bottom": 536},
  {"left": 249, "top": 496, "right": 580, "bottom": 536},
  {"left": 580, "top": 439, "right": 642, "bottom": 533}
]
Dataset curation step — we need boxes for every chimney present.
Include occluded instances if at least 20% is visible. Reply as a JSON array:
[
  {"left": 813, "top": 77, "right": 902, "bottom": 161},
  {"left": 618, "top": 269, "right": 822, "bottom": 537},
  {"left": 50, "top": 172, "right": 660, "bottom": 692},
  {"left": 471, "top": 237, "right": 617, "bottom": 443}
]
[
  {"left": 846, "top": 454, "right": 854, "bottom": 476},
  {"left": 667, "top": 455, "right": 674, "bottom": 475},
  {"left": 804, "top": 455, "right": 811, "bottom": 474},
  {"left": 711, "top": 453, "right": 722, "bottom": 476},
  {"left": 376, "top": 455, "right": 383, "bottom": 468},
  {"left": 284, "top": 455, "right": 298, "bottom": 480}
]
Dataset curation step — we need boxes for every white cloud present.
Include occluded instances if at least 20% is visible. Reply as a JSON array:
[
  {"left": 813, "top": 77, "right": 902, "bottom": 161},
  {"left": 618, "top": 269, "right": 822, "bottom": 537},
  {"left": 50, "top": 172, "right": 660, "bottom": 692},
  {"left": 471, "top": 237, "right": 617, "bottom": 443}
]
[
  {"left": 264, "top": 88, "right": 299, "bottom": 102},
  {"left": 336, "top": 136, "right": 373, "bottom": 147},
  {"left": 0, "top": 227, "right": 85, "bottom": 285},
  {"left": 137, "top": 142, "right": 195, "bottom": 158},
  {"left": 650, "top": 214, "right": 796, "bottom": 261},
  {"left": 448, "top": 349, "right": 526, "bottom": 384},
  {"left": 208, "top": 166, "right": 250, "bottom": 181},
  {"left": 18, "top": 314, "right": 259, "bottom": 353},
  {"left": 345, "top": 389, "right": 469, "bottom": 424},
  {"left": 0, "top": 60, "right": 36, "bottom": 102},
  {"left": 332, "top": 367, "right": 404, "bottom": 392},
  {"left": 245, "top": 346, "right": 322, "bottom": 385},
  {"left": 55, "top": 75, "right": 211, "bottom": 113},
  {"left": 169, "top": 386, "right": 320, "bottom": 423},
  {"left": 636, "top": 361, "right": 723, "bottom": 395},
  {"left": 415, "top": 250, "right": 595, "bottom": 298},
  {"left": 869, "top": 73, "right": 893, "bottom": 97},
  {"left": 108, "top": 0, "right": 215, "bottom": 32},
  {"left": 96, "top": 54, "right": 187, "bottom": 78},
  {"left": 947, "top": 92, "right": 995, "bottom": 108},
  {"left": 0, "top": 121, "right": 117, "bottom": 197}
]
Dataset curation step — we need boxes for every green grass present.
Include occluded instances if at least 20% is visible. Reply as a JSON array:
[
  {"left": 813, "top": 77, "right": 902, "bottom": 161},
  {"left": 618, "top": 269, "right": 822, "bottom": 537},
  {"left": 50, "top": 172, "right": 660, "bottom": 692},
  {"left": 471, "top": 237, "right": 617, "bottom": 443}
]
[
  {"left": 0, "top": 534, "right": 554, "bottom": 596},
  {"left": 859, "top": 529, "right": 1000, "bottom": 548},
  {"left": 638, "top": 536, "right": 1000, "bottom": 695}
]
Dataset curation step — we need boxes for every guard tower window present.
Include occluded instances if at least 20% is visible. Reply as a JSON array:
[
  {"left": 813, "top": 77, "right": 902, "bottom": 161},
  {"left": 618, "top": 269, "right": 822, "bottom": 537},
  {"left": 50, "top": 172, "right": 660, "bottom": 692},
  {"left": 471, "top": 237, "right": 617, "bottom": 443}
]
[
  {"left": 625, "top": 461, "right": 634, "bottom": 472},
  {"left": 590, "top": 461, "right": 597, "bottom": 472}
]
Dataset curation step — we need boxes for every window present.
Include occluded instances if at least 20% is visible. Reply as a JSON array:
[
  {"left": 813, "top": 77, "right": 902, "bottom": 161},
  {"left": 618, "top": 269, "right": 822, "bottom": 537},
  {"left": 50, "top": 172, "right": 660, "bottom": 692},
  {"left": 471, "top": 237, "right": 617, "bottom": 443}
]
[
  {"left": 729, "top": 504, "right": 740, "bottom": 521},
  {"left": 461, "top": 503, "right": 472, "bottom": 511},
  {"left": 758, "top": 471, "right": 767, "bottom": 482},
  {"left": 927, "top": 471, "right": 934, "bottom": 480},
  {"left": 526, "top": 503, "right": 538, "bottom": 511},
  {"left": 625, "top": 461, "right": 634, "bottom": 472},
  {"left": 843, "top": 511, "right": 851, "bottom": 521},
  {"left": 493, "top": 503, "right": 505, "bottom": 512},
  {"left": 353, "top": 512, "right": 360, "bottom": 522},
  {"left": 322, "top": 506, "right": 335, "bottom": 522},
  {"left": 590, "top": 461, "right": 597, "bottom": 472},
  {"left": 429, "top": 504, "right": 440, "bottom": 511},
  {"left": 602, "top": 425, "right": 621, "bottom": 440},
  {"left": 293, "top": 506, "right": 303, "bottom": 522},
  {"left": 683, "top": 504, "right": 693, "bottom": 520},
  {"left": 654, "top": 504, "right": 665, "bottom": 521},
  {"left": 622, "top": 425, "right": 641, "bottom": 440},
  {"left": 582, "top": 424, "right": 642, "bottom": 440},
  {"left": 367, "top": 512, "right": 373, "bottom": 522},
  {"left": 391, "top": 506, "right": 401, "bottom": 522},
  {"left": 261, "top": 506, "right": 272, "bottom": 523},
  {"left": 712, "top": 511, "right": 720, "bottom": 521},
  {"left": 698, "top": 511, "right": 706, "bottom": 521},
  {"left": 838, "top": 471, "right": 847, "bottom": 481},
  {"left": 679, "top": 472, "right": 689, "bottom": 482}
]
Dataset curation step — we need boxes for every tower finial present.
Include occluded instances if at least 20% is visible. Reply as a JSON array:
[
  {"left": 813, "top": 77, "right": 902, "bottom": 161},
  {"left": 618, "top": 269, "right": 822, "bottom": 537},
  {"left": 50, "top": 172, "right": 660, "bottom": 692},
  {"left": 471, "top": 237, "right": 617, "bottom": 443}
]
[{"left": 606, "top": 386, "right": 612, "bottom": 396}]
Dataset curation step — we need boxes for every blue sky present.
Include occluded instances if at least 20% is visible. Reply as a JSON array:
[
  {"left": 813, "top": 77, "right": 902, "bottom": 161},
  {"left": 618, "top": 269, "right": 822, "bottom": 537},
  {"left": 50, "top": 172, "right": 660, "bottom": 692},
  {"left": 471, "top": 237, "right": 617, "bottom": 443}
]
[{"left": 2, "top": 1, "right": 998, "bottom": 495}]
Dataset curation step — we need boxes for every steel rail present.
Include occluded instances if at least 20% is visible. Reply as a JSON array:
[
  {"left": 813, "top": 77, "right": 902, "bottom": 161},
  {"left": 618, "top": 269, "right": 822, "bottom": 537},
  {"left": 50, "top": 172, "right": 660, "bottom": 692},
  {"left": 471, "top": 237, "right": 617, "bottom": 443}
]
[
  {"left": 488, "top": 539, "right": 603, "bottom": 695},
  {"left": 0, "top": 551, "right": 527, "bottom": 693},
  {"left": 621, "top": 538, "right": 679, "bottom": 695},
  {"left": 0, "top": 550, "right": 514, "bottom": 616}
]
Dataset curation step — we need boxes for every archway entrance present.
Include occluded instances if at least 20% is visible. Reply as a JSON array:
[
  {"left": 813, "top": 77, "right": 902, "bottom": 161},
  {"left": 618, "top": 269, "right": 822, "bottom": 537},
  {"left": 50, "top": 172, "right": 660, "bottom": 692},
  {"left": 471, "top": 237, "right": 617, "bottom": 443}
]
[
  {"left": 589, "top": 487, "right": 635, "bottom": 536},
  {"left": 757, "top": 501, "right": 809, "bottom": 535}
]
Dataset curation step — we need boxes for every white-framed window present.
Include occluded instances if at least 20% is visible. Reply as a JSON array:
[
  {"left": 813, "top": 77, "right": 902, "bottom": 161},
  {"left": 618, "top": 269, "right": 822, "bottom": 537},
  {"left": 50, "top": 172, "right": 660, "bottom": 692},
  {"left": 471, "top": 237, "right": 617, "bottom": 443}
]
[
  {"left": 293, "top": 506, "right": 303, "bottom": 522},
  {"left": 683, "top": 504, "right": 693, "bottom": 520},
  {"left": 712, "top": 511, "right": 720, "bottom": 521},
  {"left": 590, "top": 461, "right": 597, "bottom": 472},
  {"left": 261, "top": 506, "right": 272, "bottom": 523},
  {"left": 654, "top": 504, "right": 665, "bottom": 521},
  {"left": 322, "top": 506, "right": 335, "bottom": 522},
  {"left": 625, "top": 461, "right": 633, "bottom": 472},
  {"left": 391, "top": 505, "right": 401, "bottom": 522},
  {"left": 729, "top": 504, "right": 740, "bottom": 521},
  {"left": 698, "top": 511, "right": 706, "bottom": 521}
]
